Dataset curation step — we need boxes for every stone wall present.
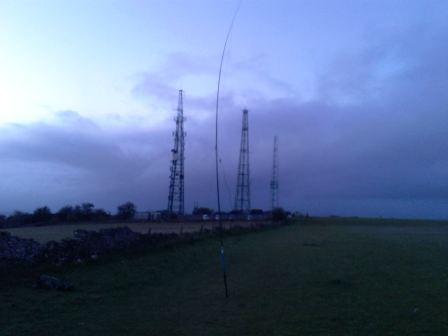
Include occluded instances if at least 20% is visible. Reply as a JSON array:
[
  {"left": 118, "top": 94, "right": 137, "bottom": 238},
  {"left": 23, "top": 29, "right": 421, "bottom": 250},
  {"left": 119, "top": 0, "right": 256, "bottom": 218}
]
[
  {"left": 0, "top": 231, "right": 42, "bottom": 262},
  {"left": 1, "top": 221, "right": 285, "bottom": 268},
  {"left": 1, "top": 226, "right": 198, "bottom": 266}
]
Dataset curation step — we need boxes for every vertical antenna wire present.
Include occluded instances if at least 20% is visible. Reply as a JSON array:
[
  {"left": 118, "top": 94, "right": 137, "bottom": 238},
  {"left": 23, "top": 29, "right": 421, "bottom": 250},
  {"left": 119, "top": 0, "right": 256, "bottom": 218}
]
[{"left": 215, "top": 0, "right": 242, "bottom": 298}]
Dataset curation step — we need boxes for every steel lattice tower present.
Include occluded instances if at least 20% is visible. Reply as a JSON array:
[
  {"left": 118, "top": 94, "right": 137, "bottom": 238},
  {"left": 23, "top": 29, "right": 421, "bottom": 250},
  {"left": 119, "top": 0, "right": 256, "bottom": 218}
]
[
  {"left": 167, "top": 90, "right": 185, "bottom": 216},
  {"left": 270, "top": 136, "right": 279, "bottom": 210},
  {"left": 234, "top": 109, "right": 251, "bottom": 213}
]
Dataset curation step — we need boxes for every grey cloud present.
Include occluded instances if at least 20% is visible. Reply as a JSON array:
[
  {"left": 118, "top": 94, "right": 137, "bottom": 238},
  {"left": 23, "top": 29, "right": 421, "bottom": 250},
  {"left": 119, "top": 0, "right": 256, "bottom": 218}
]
[
  {"left": 128, "top": 24, "right": 448, "bottom": 218},
  {"left": 1, "top": 21, "right": 448, "bottom": 219},
  {"left": 0, "top": 112, "right": 172, "bottom": 212},
  {"left": 132, "top": 52, "right": 215, "bottom": 107},
  {"left": 132, "top": 52, "right": 296, "bottom": 121},
  {"left": 232, "top": 54, "right": 296, "bottom": 94}
]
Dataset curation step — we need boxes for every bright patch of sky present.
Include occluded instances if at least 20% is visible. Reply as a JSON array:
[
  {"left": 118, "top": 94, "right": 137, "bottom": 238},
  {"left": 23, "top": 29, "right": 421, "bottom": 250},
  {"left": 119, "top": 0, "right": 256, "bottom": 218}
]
[{"left": 0, "top": 0, "right": 432, "bottom": 127}]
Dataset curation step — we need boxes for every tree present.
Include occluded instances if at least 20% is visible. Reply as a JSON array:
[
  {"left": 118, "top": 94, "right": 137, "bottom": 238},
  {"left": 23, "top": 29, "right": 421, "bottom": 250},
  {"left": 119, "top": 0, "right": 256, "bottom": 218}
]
[
  {"left": 116, "top": 202, "right": 136, "bottom": 220},
  {"left": 93, "top": 208, "right": 110, "bottom": 221},
  {"left": 32, "top": 206, "right": 53, "bottom": 223},
  {"left": 57, "top": 205, "right": 75, "bottom": 222},
  {"left": 7, "top": 211, "right": 33, "bottom": 226},
  {"left": 56, "top": 204, "right": 110, "bottom": 222},
  {"left": 272, "top": 207, "right": 287, "bottom": 221},
  {"left": 81, "top": 202, "right": 95, "bottom": 220},
  {"left": 0, "top": 214, "right": 6, "bottom": 227}
]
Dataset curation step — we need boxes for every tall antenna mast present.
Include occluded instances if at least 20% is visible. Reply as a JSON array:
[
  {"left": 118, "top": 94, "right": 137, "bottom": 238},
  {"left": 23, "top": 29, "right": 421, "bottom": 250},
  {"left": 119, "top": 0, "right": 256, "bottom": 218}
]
[
  {"left": 234, "top": 109, "right": 251, "bottom": 213},
  {"left": 167, "top": 89, "right": 185, "bottom": 216},
  {"left": 270, "top": 136, "right": 279, "bottom": 210}
]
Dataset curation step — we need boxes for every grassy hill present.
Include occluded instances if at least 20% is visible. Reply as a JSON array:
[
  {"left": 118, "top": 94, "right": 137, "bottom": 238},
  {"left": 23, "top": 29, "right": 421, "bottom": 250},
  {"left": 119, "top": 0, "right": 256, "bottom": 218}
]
[{"left": 2, "top": 218, "right": 448, "bottom": 335}]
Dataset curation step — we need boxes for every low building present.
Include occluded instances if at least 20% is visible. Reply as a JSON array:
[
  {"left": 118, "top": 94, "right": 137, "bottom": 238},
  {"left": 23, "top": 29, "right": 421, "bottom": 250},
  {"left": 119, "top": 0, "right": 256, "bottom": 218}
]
[{"left": 133, "top": 212, "right": 150, "bottom": 221}]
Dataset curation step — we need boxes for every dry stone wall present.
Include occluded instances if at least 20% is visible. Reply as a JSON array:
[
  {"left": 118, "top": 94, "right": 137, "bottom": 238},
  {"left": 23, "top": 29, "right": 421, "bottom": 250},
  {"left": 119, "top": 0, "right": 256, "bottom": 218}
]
[
  {"left": 0, "top": 231, "right": 42, "bottom": 262},
  {"left": 1, "top": 221, "right": 283, "bottom": 269}
]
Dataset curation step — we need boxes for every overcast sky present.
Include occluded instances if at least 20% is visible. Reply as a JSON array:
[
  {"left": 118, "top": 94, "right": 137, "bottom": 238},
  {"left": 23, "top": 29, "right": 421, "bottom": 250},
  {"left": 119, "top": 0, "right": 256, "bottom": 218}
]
[{"left": 0, "top": 0, "right": 447, "bottom": 219}]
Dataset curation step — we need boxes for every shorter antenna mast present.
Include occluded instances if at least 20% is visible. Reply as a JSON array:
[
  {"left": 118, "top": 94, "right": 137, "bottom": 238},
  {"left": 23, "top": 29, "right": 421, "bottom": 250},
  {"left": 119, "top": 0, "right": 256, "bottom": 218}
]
[
  {"left": 270, "top": 136, "right": 279, "bottom": 210},
  {"left": 234, "top": 109, "right": 251, "bottom": 213}
]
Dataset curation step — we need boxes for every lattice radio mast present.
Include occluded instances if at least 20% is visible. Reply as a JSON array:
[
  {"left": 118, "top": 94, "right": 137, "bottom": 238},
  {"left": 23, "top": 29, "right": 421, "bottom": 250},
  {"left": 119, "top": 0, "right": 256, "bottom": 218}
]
[
  {"left": 234, "top": 109, "right": 251, "bottom": 213},
  {"left": 167, "top": 90, "right": 185, "bottom": 216},
  {"left": 270, "top": 136, "right": 279, "bottom": 210}
]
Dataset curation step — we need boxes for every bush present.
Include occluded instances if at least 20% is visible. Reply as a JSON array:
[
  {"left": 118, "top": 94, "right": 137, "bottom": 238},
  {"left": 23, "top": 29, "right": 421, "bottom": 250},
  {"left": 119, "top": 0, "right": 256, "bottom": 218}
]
[
  {"left": 116, "top": 202, "right": 137, "bottom": 220},
  {"left": 272, "top": 207, "right": 287, "bottom": 221}
]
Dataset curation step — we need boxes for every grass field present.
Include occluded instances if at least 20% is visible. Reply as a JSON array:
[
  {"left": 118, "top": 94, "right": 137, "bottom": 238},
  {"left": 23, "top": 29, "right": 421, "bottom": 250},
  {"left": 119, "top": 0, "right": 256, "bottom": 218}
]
[
  {"left": 5, "top": 221, "right": 248, "bottom": 243},
  {"left": 1, "top": 218, "right": 448, "bottom": 335}
]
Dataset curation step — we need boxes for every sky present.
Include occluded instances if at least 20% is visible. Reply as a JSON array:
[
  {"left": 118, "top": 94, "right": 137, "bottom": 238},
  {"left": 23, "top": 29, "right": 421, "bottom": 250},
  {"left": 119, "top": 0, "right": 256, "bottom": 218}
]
[{"left": 0, "top": 0, "right": 448, "bottom": 219}]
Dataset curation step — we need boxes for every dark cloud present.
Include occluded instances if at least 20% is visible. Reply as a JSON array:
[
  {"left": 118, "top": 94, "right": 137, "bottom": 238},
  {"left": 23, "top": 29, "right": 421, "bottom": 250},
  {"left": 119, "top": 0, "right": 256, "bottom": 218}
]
[
  {"left": 1, "top": 21, "right": 448, "bottom": 219},
  {"left": 0, "top": 111, "right": 171, "bottom": 212}
]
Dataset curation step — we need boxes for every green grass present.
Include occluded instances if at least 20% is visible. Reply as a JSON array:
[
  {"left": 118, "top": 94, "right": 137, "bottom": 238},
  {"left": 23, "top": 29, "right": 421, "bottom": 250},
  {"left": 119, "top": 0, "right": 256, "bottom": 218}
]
[{"left": 1, "top": 218, "right": 448, "bottom": 335}]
